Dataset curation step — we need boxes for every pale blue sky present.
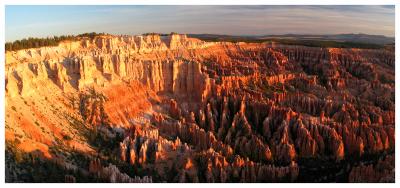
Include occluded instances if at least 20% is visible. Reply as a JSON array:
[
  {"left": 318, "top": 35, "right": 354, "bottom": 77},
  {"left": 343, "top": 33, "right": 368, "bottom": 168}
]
[{"left": 5, "top": 5, "right": 395, "bottom": 42}]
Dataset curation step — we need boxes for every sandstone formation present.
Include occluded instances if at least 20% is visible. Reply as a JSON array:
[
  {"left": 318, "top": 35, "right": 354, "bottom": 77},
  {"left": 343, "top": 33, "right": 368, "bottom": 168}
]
[
  {"left": 5, "top": 33, "right": 394, "bottom": 182},
  {"left": 348, "top": 154, "right": 395, "bottom": 183}
]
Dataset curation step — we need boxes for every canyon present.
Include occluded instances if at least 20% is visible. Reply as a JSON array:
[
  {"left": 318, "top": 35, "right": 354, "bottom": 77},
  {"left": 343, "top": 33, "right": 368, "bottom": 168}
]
[{"left": 5, "top": 33, "right": 395, "bottom": 182}]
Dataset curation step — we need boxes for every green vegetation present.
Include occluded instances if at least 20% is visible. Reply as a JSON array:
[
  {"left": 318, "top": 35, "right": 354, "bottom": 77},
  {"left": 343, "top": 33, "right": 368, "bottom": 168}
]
[
  {"left": 379, "top": 74, "right": 395, "bottom": 85},
  {"left": 76, "top": 32, "right": 107, "bottom": 39},
  {"left": 142, "top": 32, "right": 178, "bottom": 36},
  {"left": 5, "top": 32, "right": 107, "bottom": 52},
  {"left": 79, "top": 87, "right": 109, "bottom": 127},
  {"left": 5, "top": 32, "right": 385, "bottom": 51},
  {"left": 6, "top": 148, "right": 99, "bottom": 182},
  {"left": 62, "top": 135, "right": 72, "bottom": 141},
  {"left": 199, "top": 37, "right": 384, "bottom": 49}
]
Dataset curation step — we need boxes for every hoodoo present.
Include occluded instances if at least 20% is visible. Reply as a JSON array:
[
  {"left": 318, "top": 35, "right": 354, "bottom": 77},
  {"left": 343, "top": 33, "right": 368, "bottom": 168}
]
[{"left": 5, "top": 33, "right": 395, "bottom": 183}]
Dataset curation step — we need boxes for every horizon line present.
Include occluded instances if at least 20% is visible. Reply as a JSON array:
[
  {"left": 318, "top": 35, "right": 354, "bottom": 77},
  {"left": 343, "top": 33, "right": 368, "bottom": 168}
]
[{"left": 6, "top": 32, "right": 395, "bottom": 43}]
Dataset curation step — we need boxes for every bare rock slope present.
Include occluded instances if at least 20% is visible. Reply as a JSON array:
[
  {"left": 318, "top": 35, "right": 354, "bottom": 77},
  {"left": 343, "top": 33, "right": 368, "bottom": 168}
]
[{"left": 5, "top": 34, "right": 394, "bottom": 182}]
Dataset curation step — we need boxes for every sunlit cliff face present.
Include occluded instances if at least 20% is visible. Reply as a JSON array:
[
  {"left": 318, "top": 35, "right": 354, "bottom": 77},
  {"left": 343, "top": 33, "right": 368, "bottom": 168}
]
[{"left": 5, "top": 34, "right": 395, "bottom": 183}]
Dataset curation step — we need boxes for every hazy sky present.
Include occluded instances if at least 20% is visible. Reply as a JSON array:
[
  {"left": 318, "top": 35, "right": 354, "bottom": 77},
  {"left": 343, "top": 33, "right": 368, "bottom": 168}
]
[{"left": 5, "top": 5, "right": 395, "bottom": 42}]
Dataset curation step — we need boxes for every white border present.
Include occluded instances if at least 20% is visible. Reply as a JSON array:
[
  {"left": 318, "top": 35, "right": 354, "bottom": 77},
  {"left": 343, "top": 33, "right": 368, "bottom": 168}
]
[{"left": 0, "top": 0, "right": 399, "bottom": 187}]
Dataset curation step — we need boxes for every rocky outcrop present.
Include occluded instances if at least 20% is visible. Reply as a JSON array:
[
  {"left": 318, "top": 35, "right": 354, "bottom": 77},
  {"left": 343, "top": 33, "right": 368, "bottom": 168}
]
[
  {"left": 348, "top": 155, "right": 394, "bottom": 183},
  {"left": 99, "top": 164, "right": 153, "bottom": 183},
  {"left": 5, "top": 33, "right": 394, "bottom": 182},
  {"left": 194, "top": 149, "right": 298, "bottom": 183},
  {"left": 119, "top": 124, "right": 191, "bottom": 166},
  {"left": 88, "top": 158, "right": 153, "bottom": 183},
  {"left": 89, "top": 158, "right": 102, "bottom": 174},
  {"left": 6, "top": 34, "right": 212, "bottom": 102},
  {"left": 64, "top": 175, "right": 76, "bottom": 183}
]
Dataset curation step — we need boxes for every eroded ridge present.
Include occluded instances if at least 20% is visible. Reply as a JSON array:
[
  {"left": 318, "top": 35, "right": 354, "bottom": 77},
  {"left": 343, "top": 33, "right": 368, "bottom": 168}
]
[{"left": 5, "top": 34, "right": 395, "bottom": 182}]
